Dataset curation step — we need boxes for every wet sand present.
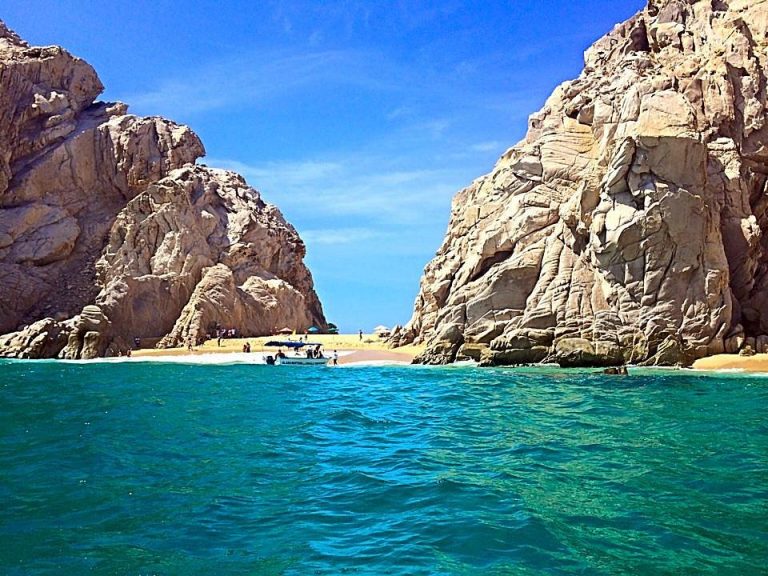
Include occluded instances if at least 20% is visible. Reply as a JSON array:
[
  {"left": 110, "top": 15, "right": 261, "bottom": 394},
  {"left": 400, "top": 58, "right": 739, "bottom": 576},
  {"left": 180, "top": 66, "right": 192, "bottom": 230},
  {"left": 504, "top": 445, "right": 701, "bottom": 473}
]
[{"left": 336, "top": 349, "right": 415, "bottom": 365}]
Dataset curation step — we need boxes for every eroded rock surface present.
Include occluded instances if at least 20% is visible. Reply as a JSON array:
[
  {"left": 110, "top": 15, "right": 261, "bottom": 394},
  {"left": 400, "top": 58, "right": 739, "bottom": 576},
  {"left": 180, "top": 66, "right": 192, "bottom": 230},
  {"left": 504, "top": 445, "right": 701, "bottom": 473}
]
[
  {"left": 0, "top": 22, "right": 325, "bottom": 358},
  {"left": 394, "top": 0, "right": 768, "bottom": 367},
  {"left": 97, "top": 165, "right": 324, "bottom": 350}
]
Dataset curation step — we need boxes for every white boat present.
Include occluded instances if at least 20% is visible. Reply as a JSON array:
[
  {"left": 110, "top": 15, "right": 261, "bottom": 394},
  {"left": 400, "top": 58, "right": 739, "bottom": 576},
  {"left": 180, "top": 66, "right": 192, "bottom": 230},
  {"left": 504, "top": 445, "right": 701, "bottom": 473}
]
[
  {"left": 275, "top": 355, "right": 328, "bottom": 366},
  {"left": 263, "top": 340, "right": 329, "bottom": 367}
]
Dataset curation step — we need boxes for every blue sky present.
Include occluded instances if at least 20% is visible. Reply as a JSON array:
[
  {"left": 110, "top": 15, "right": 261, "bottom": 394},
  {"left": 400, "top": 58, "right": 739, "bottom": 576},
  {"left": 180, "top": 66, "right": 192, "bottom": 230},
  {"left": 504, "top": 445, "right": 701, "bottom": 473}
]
[{"left": 4, "top": 0, "right": 645, "bottom": 332}]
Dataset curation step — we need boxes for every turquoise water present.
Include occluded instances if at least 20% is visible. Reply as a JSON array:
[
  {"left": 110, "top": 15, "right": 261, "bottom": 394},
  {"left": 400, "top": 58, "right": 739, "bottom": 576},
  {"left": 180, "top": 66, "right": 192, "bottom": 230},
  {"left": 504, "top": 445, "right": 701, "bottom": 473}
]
[{"left": 1, "top": 360, "right": 766, "bottom": 575}]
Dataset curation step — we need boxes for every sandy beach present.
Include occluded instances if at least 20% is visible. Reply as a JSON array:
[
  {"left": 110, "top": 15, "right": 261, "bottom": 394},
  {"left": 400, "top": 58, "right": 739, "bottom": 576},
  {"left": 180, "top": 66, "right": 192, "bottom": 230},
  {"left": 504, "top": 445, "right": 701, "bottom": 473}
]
[
  {"left": 132, "top": 333, "right": 424, "bottom": 365},
  {"left": 692, "top": 353, "right": 768, "bottom": 372},
  {"left": 133, "top": 337, "right": 768, "bottom": 372}
]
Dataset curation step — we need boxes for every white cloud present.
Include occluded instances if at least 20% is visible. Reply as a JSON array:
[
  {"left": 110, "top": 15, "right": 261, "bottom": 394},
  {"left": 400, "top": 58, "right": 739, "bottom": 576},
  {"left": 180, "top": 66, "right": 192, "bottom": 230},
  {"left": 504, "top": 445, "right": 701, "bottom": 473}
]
[
  {"left": 470, "top": 141, "right": 503, "bottom": 153},
  {"left": 120, "top": 49, "right": 390, "bottom": 118},
  {"left": 206, "top": 154, "right": 462, "bottom": 226},
  {"left": 386, "top": 106, "right": 413, "bottom": 121},
  {"left": 301, "top": 227, "right": 379, "bottom": 245},
  {"left": 213, "top": 159, "right": 344, "bottom": 188},
  {"left": 117, "top": 36, "right": 547, "bottom": 126}
]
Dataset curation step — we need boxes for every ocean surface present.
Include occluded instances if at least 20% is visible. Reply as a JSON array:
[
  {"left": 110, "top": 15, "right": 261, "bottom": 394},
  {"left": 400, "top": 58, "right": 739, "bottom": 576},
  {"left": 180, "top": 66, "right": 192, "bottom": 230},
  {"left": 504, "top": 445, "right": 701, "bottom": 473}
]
[{"left": 1, "top": 359, "right": 766, "bottom": 575}]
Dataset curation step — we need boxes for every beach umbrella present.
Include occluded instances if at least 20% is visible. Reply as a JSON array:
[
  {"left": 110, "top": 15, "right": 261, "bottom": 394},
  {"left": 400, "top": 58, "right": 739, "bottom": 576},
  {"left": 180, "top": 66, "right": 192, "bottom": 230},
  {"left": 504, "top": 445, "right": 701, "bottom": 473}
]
[
  {"left": 374, "top": 325, "right": 389, "bottom": 333},
  {"left": 277, "top": 327, "right": 292, "bottom": 334},
  {"left": 307, "top": 326, "right": 320, "bottom": 333}
]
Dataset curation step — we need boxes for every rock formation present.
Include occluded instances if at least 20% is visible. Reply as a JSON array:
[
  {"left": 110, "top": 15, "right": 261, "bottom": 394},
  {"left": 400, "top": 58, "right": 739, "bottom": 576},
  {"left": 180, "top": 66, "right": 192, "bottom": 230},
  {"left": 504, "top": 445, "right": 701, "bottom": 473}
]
[
  {"left": 0, "top": 22, "right": 325, "bottom": 358},
  {"left": 394, "top": 0, "right": 768, "bottom": 367}
]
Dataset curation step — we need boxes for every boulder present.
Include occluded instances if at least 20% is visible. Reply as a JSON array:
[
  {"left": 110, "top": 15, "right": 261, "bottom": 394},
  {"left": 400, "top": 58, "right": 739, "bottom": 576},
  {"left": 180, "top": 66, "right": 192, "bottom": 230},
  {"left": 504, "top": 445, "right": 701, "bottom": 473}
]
[
  {"left": 59, "top": 305, "right": 112, "bottom": 359},
  {"left": 415, "top": 323, "right": 464, "bottom": 364},
  {"left": 553, "top": 338, "right": 624, "bottom": 368},
  {"left": 739, "top": 344, "right": 756, "bottom": 357},
  {"left": 455, "top": 343, "right": 489, "bottom": 362},
  {"left": 646, "top": 335, "right": 693, "bottom": 367},
  {"left": 480, "top": 346, "right": 549, "bottom": 367},
  {"left": 0, "top": 318, "right": 70, "bottom": 359}
]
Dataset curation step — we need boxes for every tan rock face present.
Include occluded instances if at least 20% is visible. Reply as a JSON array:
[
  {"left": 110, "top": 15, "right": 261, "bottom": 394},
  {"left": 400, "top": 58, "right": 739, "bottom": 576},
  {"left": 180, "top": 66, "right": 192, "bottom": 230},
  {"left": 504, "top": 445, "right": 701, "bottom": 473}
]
[
  {"left": 96, "top": 166, "right": 324, "bottom": 348},
  {"left": 0, "top": 23, "right": 325, "bottom": 358},
  {"left": 395, "top": 0, "right": 768, "bottom": 367}
]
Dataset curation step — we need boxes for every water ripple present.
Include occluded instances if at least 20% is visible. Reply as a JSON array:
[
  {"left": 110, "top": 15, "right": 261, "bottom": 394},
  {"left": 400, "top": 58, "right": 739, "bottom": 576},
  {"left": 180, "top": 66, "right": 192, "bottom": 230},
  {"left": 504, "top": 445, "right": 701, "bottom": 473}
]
[{"left": 1, "top": 361, "right": 766, "bottom": 575}]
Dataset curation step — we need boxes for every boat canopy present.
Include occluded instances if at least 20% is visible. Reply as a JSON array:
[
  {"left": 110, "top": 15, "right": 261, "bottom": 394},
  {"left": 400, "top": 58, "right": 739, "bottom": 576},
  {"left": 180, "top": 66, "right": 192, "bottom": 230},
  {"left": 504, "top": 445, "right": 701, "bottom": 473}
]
[{"left": 265, "top": 340, "right": 322, "bottom": 348}]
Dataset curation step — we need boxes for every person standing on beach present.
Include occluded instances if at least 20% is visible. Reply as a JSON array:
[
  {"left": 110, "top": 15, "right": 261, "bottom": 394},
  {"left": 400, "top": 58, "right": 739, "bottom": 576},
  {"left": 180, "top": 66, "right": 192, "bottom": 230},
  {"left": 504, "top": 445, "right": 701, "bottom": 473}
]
[
  {"left": 359, "top": 330, "right": 363, "bottom": 341},
  {"left": 333, "top": 350, "right": 338, "bottom": 365}
]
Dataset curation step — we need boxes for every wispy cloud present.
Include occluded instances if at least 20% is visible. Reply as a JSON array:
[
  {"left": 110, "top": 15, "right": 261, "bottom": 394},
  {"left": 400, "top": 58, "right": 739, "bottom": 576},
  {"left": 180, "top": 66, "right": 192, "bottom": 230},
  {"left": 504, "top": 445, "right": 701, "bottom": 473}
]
[
  {"left": 119, "top": 37, "right": 548, "bottom": 127},
  {"left": 302, "top": 227, "right": 380, "bottom": 245},
  {"left": 470, "top": 141, "right": 503, "bottom": 153},
  {"left": 120, "top": 49, "right": 392, "bottom": 117},
  {"left": 386, "top": 106, "right": 414, "bottom": 121},
  {"left": 206, "top": 154, "right": 462, "bottom": 226},
  {"left": 213, "top": 159, "right": 344, "bottom": 188}
]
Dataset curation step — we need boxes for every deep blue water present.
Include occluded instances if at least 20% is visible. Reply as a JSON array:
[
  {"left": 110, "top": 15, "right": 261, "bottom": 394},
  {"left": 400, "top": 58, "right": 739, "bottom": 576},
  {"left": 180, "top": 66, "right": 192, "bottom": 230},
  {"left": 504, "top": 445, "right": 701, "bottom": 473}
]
[{"left": 1, "top": 359, "right": 766, "bottom": 575}]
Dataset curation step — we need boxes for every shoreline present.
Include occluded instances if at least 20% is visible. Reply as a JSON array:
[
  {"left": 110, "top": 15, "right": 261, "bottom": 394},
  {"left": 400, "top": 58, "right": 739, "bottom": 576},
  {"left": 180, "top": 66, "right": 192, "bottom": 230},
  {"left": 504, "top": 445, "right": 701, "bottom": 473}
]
[
  {"left": 16, "top": 332, "right": 768, "bottom": 372},
  {"left": 4, "top": 350, "right": 768, "bottom": 374},
  {"left": 131, "top": 333, "right": 423, "bottom": 366}
]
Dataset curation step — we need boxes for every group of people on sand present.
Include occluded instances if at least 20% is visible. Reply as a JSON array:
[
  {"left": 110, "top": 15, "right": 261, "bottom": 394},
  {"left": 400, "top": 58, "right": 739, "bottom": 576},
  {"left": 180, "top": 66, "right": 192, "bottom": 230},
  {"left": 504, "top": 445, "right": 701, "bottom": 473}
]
[{"left": 215, "top": 328, "right": 238, "bottom": 346}]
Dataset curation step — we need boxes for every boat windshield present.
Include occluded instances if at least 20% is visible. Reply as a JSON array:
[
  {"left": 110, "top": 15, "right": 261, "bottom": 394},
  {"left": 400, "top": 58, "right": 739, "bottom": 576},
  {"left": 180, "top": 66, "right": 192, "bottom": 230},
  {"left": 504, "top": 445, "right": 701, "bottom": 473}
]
[{"left": 264, "top": 340, "right": 322, "bottom": 348}]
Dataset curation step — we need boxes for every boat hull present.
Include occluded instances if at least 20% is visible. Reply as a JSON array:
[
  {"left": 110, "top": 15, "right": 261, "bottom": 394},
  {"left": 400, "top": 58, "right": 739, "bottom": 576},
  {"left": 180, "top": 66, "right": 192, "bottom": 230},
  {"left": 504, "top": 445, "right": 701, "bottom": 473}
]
[{"left": 274, "top": 356, "right": 328, "bottom": 366}]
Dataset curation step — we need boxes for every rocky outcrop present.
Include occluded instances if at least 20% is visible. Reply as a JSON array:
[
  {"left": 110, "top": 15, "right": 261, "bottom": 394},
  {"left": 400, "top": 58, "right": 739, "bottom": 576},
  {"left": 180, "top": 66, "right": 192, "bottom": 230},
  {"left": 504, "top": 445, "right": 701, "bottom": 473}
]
[
  {"left": 96, "top": 165, "right": 323, "bottom": 350},
  {"left": 394, "top": 0, "right": 768, "bottom": 367},
  {"left": 0, "top": 22, "right": 325, "bottom": 358}
]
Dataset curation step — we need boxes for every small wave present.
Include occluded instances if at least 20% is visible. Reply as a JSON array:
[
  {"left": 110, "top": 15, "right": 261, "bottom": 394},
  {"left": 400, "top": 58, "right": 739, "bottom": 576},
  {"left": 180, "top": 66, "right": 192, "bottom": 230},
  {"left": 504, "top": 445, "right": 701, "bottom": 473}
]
[
  {"left": 691, "top": 367, "right": 746, "bottom": 373},
  {"left": 328, "top": 408, "right": 397, "bottom": 428},
  {"left": 66, "top": 353, "right": 270, "bottom": 366}
]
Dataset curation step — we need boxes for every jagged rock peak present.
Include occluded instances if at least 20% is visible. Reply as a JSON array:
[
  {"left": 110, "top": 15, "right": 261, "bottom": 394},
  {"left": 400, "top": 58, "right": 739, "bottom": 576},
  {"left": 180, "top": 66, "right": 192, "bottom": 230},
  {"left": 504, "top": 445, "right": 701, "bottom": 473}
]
[
  {"left": 394, "top": 0, "right": 768, "bottom": 367},
  {"left": 0, "top": 22, "right": 325, "bottom": 358},
  {"left": 0, "top": 20, "right": 27, "bottom": 46}
]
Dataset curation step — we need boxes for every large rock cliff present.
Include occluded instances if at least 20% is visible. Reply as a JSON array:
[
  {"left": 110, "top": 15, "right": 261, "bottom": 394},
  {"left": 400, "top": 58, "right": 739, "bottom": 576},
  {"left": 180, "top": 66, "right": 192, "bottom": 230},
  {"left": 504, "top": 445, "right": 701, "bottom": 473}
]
[
  {"left": 393, "top": 0, "right": 768, "bottom": 367},
  {"left": 0, "top": 22, "right": 325, "bottom": 358}
]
